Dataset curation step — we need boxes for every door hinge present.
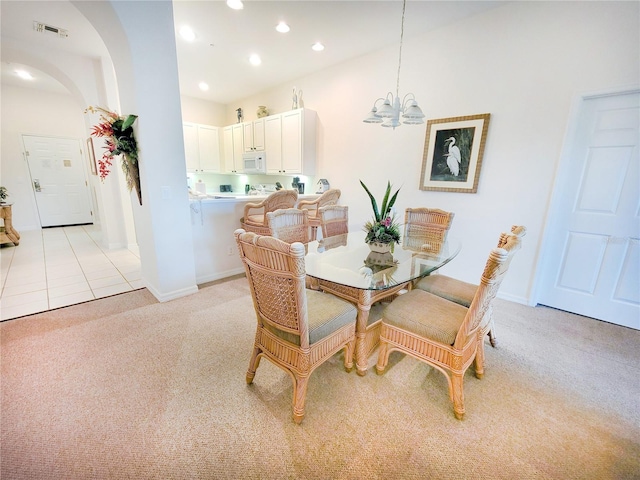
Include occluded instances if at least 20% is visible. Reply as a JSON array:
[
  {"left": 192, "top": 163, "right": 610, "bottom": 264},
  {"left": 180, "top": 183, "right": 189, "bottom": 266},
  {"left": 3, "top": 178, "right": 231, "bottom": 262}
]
[
  {"left": 25, "top": 150, "right": 30, "bottom": 156},
  {"left": 85, "top": 180, "right": 88, "bottom": 186}
]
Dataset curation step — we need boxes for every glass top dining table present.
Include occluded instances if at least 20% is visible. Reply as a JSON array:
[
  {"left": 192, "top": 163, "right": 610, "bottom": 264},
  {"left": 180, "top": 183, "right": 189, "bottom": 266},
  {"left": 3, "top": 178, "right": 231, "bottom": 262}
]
[
  {"left": 305, "top": 230, "right": 461, "bottom": 291},
  {"left": 305, "top": 230, "right": 461, "bottom": 376}
]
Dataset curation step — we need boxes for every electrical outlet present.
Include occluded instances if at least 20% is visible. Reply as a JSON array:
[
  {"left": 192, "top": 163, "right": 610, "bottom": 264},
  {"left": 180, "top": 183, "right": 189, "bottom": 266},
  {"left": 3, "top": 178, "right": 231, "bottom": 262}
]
[{"left": 227, "top": 246, "right": 234, "bottom": 256}]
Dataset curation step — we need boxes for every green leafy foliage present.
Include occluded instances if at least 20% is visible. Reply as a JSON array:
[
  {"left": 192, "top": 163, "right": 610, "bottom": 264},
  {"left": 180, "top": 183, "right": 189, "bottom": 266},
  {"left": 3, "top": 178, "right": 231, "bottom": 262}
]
[{"left": 360, "top": 180, "right": 401, "bottom": 245}]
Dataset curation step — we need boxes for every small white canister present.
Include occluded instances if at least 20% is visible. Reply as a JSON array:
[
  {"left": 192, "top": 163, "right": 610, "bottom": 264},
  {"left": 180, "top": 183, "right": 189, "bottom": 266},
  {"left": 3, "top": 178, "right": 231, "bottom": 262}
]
[{"left": 195, "top": 180, "right": 207, "bottom": 194}]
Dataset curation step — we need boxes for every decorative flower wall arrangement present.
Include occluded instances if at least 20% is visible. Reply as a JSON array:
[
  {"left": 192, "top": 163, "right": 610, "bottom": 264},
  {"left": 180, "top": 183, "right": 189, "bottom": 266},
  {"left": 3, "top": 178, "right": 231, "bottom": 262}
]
[{"left": 85, "top": 106, "right": 142, "bottom": 205}]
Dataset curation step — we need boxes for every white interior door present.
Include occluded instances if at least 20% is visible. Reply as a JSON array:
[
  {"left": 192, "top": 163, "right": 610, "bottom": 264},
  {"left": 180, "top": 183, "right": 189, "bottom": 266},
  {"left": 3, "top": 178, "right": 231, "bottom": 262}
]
[
  {"left": 537, "top": 91, "right": 640, "bottom": 330},
  {"left": 23, "top": 135, "right": 93, "bottom": 227}
]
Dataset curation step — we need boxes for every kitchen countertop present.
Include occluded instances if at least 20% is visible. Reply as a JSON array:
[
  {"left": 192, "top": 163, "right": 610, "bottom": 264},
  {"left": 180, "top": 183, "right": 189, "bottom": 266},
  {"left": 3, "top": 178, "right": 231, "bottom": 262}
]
[{"left": 189, "top": 192, "right": 320, "bottom": 203}]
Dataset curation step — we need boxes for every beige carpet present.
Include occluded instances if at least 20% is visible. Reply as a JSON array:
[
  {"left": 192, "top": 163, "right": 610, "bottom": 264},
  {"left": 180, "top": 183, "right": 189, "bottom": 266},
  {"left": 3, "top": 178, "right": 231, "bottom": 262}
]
[{"left": 1, "top": 276, "right": 639, "bottom": 479}]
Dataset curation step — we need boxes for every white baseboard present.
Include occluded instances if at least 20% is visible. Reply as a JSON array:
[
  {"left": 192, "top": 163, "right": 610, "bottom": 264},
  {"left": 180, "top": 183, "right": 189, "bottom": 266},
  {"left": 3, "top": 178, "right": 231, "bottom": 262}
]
[
  {"left": 14, "top": 225, "right": 41, "bottom": 232},
  {"left": 105, "top": 241, "right": 128, "bottom": 249},
  {"left": 497, "top": 291, "right": 530, "bottom": 306},
  {"left": 196, "top": 267, "right": 245, "bottom": 285},
  {"left": 145, "top": 282, "right": 199, "bottom": 303}
]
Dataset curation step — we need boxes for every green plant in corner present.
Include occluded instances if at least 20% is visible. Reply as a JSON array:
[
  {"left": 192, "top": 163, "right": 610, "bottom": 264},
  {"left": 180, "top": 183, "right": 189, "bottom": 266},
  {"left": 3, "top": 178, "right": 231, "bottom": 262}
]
[
  {"left": 360, "top": 180, "right": 401, "bottom": 248},
  {"left": 0, "top": 186, "right": 8, "bottom": 203}
]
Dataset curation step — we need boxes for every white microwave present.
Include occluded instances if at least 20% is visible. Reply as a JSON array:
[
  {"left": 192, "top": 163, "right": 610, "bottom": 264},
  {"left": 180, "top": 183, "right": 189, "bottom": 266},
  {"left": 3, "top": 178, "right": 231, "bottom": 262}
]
[{"left": 242, "top": 152, "right": 267, "bottom": 174}]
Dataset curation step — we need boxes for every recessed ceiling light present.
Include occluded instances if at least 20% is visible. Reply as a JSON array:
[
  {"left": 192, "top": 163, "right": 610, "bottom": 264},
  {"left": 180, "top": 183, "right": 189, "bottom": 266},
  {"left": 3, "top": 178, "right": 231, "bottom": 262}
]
[
  {"left": 226, "top": 0, "right": 243, "bottom": 10},
  {"left": 249, "top": 54, "right": 261, "bottom": 66},
  {"left": 198, "top": 82, "right": 209, "bottom": 91},
  {"left": 275, "top": 22, "right": 290, "bottom": 33},
  {"left": 179, "top": 26, "right": 195, "bottom": 42},
  {"left": 311, "top": 42, "right": 325, "bottom": 52},
  {"left": 15, "top": 70, "right": 33, "bottom": 80}
]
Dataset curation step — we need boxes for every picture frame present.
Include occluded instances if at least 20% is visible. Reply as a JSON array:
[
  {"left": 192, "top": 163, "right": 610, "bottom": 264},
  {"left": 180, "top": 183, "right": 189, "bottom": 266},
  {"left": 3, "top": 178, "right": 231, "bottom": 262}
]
[
  {"left": 419, "top": 113, "right": 490, "bottom": 193},
  {"left": 86, "top": 137, "right": 97, "bottom": 176}
]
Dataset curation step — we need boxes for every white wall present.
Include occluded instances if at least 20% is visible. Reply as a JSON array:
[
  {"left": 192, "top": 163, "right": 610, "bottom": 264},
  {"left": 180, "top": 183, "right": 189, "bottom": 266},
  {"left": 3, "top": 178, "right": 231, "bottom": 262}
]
[
  {"left": 2, "top": 37, "right": 134, "bottom": 249},
  {"left": 180, "top": 95, "right": 226, "bottom": 126},
  {"left": 0, "top": 85, "right": 87, "bottom": 230},
  {"left": 98, "top": 0, "right": 198, "bottom": 301},
  {"left": 2, "top": 1, "right": 637, "bottom": 306},
  {"left": 234, "top": 1, "right": 640, "bottom": 303}
]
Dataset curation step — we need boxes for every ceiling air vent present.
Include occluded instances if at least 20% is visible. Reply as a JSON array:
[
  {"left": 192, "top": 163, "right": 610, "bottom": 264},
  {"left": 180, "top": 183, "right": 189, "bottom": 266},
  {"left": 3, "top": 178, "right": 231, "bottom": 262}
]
[{"left": 33, "top": 21, "right": 69, "bottom": 38}]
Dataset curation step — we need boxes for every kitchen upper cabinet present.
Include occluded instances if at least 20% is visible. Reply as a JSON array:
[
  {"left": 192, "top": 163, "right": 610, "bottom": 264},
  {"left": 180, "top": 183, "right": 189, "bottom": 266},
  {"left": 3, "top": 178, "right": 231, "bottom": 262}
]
[
  {"left": 265, "top": 115, "right": 283, "bottom": 174},
  {"left": 223, "top": 123, "right": 244, "bottom": 173},
  {"left": 183, "top": 122, "right": 221, "bottom": 173},
  {"left": 243, "top": 119, "right": 265, "bottom": 152},
  {"left": 265, "top": 108, "right": 317, "bottom": 175}
]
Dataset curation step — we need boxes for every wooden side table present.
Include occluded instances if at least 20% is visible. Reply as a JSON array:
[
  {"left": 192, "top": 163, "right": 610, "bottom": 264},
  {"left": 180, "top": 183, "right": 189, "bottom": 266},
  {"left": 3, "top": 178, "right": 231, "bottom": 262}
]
[{"left": 0, "top": 203, "right": 20, "bottom": 246}]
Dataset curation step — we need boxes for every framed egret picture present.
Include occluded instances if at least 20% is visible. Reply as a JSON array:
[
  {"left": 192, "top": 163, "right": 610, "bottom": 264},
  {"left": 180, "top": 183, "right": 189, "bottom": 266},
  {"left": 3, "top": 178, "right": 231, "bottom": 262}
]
[{"left": 420, "top": 113, "right": 490, "bottom": 193}]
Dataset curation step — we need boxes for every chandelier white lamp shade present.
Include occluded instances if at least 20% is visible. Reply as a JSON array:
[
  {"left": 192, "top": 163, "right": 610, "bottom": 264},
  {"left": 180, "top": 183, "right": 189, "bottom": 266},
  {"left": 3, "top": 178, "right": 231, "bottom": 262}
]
[
  {"left": 363, "top": 93, "right": 425, "bottom": 128},
  {"left": 363, "top": 0, "right": 425, "bottom": 129}
]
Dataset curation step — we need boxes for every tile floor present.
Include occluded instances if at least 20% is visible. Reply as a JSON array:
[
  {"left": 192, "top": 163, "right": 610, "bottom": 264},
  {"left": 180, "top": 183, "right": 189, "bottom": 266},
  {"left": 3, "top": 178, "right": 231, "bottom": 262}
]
[{"left": 0, "top": 224, "right": 142, "bottom": 321}]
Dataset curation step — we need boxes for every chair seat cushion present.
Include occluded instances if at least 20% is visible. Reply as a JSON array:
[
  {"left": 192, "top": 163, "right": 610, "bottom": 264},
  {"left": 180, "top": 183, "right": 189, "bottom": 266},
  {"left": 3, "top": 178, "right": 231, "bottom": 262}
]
[
  {"left": 382, "top": 289, "right": 468, "bottom": 345},
  {"left": 415, "top": 274, "right": 477, "bottom": 307},
  {"left": 244, "top": 214, "right": 266, "bottom": 225},
  {"left": 266, "top": 289, "right": 356, "bottom": 346}
]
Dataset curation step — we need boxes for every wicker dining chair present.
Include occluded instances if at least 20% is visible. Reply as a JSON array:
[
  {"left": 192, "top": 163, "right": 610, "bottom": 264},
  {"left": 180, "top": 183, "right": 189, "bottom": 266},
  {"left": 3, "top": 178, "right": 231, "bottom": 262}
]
[
  {"left": 266, "top": 208, "right": 311, "bottom": 244},
  {"left": 298, "top": 189, "right": 341, "bottom": 240},
  {"left": 318, "top": 205, "right": 349, "bottom": 238},
  {"left": 234, "top": 229, "right": 356, "bottom": 424},
  {"left": 375, "top": 227, "right": 524, "bottom": 420},
  {"left": 414, "top": 225, "right": 527, "bottom": 349},
  {"left": 402, "top": 208, "right": 455, "bottom": 252},
  {"left": 240, "top": 189, "right": 299, "bottom": 235}
]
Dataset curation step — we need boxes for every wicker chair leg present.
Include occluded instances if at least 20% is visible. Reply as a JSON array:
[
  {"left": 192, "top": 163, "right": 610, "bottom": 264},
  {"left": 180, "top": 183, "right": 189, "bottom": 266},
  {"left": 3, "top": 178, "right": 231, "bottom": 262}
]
[
  {"left": 375, "top": 341, "right": 390, "bottom": 375},
  {"left": 344, "top": 340, "right": 355, "bottom": 372},
  {"left": 452, "top": 372, "right": 465, "bottom": 420},
  {"left": 475, "top": 338, "right": 485, "bottom": 380},
  {"left": 486, "top": 312, "right": 497, "bottom": 347},
  {"left": 246, "top": 346, "right": 261, "bottom": 384},
  {"left": 292, "top": 375, "right": 310, "bottom": 424},
  {"left": 488, "top": 327, "right": 497, "bottom": 347}
]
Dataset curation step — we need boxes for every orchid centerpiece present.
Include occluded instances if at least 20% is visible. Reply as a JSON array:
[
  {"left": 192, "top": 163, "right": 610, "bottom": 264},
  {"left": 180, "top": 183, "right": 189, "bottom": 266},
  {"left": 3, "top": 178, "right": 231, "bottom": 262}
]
[
  {"left": 360, "top": 180, "right": 401, "bottom": 251},
  {"left": 85, "top": 106, "right": 142, "bottom": 205}
]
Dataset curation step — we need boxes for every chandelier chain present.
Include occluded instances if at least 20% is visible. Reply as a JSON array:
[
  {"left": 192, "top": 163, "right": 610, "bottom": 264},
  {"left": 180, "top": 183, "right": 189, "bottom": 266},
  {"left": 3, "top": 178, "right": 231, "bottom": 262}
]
[
  {"left": 362, "top": 0, "right": 424, "bottom": 128},
  {"left": 396, "top": 0, "right": 406, "bottom": 98}
]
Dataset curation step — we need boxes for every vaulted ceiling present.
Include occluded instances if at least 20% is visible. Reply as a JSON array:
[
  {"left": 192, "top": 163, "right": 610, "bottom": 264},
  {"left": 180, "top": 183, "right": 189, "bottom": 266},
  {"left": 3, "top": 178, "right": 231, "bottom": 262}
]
[{"left": 1, "top": 1, "right": 503, "bottom": 104}]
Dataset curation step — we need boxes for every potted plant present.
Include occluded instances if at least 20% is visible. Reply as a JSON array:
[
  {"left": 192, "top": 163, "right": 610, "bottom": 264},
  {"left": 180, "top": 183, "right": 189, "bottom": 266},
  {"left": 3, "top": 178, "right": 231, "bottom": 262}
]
[
  {"left": 0, "top": 186, "right": 8, "bottom": 204},
  {"left": 360, "top": 180, "right": 401, "bottom": 253}
]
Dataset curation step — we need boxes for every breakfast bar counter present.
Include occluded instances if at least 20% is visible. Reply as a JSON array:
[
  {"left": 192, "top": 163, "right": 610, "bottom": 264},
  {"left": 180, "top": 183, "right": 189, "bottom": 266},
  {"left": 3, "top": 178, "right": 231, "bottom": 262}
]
[{"left": 189, "top": 192, "right": 319, "bottom": 284}]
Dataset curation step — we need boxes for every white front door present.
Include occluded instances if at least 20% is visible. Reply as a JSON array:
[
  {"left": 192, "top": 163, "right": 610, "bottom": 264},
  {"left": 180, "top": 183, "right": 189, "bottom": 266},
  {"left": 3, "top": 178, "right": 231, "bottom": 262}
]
[
  {"left": 537, "top": 90, "right": 640, "bottom": 330},
  {"left": 23, "top": 135, "right": 93, "bottom": 227}
]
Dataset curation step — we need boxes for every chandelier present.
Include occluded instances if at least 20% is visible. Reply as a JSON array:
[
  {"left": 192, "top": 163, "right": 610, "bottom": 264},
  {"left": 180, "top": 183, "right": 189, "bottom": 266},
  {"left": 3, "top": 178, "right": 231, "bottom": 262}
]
[{"left": 363, "top": 0, "right": 425, "bottom": 129}]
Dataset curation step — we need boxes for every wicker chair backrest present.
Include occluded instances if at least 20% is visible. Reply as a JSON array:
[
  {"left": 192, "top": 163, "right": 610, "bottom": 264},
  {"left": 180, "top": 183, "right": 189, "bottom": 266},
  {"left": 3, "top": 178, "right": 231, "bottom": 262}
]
[
  {"left": 235, "top": 229, "right": 309, "bottom": 346},
  {"left": 403, "top": 208, "right": 455, "bottom": 251},
  {"left": 298, "top": 189, "right": 341, "bottom": 214},
  {"left": 318, "top": 205, "right": 349, "bottom": 238},
  {"left": 453, "top": 227, "right": 525, "bottom": 349},
  {"left": 267, "top": 208, "right": 311, "bottom": 244}
]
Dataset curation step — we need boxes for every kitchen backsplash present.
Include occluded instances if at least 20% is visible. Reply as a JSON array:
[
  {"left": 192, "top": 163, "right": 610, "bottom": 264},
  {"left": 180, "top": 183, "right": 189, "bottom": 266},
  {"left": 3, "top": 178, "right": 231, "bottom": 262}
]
[{"left": 187, "top": 172, "right": 319, "bottom": 195}]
